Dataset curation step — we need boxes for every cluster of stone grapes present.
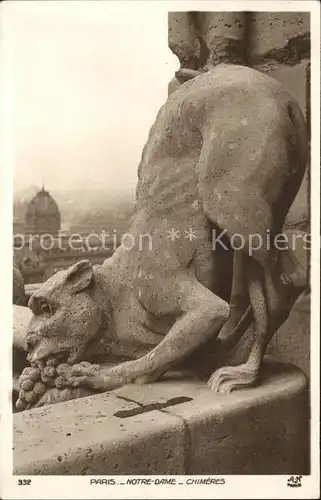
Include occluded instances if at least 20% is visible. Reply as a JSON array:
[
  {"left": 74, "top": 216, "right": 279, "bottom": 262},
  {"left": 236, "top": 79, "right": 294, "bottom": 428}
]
[{"left": 15, "top": 358, "right": 74, "bottom": 412}]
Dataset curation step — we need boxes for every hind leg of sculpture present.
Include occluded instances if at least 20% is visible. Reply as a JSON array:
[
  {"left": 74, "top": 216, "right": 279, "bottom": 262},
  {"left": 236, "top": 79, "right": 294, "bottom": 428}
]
[
  {"left": 65, "top": 273, "right": 230, "bottom": 390},
  {"left": 218, "top": 251, "right": 251, "bottom": 348},
  {"left": 207, "top": 257, "right": 270, "bottom": 394},
  {"left": 208, "top": 240, "right": 308, "bottom": 391},
  {"left": 210, "top": 251, "right": 252, "bottom": 370}
]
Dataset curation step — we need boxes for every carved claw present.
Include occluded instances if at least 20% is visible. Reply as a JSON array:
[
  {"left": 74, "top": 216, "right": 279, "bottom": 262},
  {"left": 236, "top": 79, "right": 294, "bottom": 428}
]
[{"left": 207, "top": 364, "right": 259, "bottom": 395}]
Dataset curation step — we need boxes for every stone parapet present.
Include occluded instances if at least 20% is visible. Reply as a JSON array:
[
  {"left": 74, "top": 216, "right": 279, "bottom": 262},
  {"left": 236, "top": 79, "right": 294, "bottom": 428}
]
[{"left": 14, "top": 359, "right": 309, "bottom": 475}]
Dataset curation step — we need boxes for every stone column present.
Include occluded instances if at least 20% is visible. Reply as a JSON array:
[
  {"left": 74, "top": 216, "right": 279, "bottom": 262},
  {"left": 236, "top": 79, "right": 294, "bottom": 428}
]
[
  {"left": 168, "top": 12, "right": 201, "bottom": 70},
  {"left": 195, "top": 11, "right": 247, "bottom": 68},
  {"left": 168, "top": 11, "right": 247, "bottom": 92}
]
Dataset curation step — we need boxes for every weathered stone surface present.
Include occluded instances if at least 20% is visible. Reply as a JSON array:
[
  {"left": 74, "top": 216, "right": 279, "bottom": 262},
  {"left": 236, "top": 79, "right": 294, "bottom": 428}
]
[
  {"left": 273, "top": 292, "right": 310, "bottom": 377},
  {"left": 169, "top": 12, "right": 247, "bottom": 70},
  {"left": 13, "top": 262, "right": 26, "bottom": 306},
  {"left": 168, "top": 17, "right": 310, "bottom": 230},
  {"left": 13, "top": 306, "right": 33, "bottom": 389},
  {"left": 168, "top": 12, "right": 201, "bottom": 69},
  {"left": 116, "top": 359, "right": 309, "bottom": 474},
  {"left": 173, "top": 64, "right": 310, "bottom": 244},
  {"left": 169, "top": 12, "right": 310, "bottom": 72},
  {"left": 13, "top": 391, "right": 185, "bottom": 475},
  {"left": 15, "top": 362, "right": 97, "bottom": 412},
  {"left": 265, "top": 227, "right": 309, "bottom": 377},
  {"left": 14, "top": 360, "right": 309, "bottom": 474},
  {"left": 180, "top": 364, "right": 309, "bottom": 474},
  {"left": 166, "top": 9, "right": 311, "bottom": 406},
  {"left": 168, "top": 76, "right": 181, "bottom": 96},
  {"left": 265, "top": 63, "right": 310, "bottom": 374},
  {"left": 13, "top": 305, "right": 32, "bottom": 351},
  {"left": 20, "top": 65, "right": 308, "bottom": 401},
  {"left": 197, "top": 12, "right": 247, "bottom": 67},
  {"left": 249, "top": 12, "right": 310, "bottom": 67},
  {"left": 270, "top": 63, "right": 308, "bottom": 114},
  {"left": 268, "top": 63, "right": 309, "bottom": 230}
]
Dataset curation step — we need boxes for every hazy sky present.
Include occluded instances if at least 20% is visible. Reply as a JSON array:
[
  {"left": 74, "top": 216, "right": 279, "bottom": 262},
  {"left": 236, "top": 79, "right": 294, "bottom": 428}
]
[{"left": 5, "top": 1, "right": 178, "bottom": 196}]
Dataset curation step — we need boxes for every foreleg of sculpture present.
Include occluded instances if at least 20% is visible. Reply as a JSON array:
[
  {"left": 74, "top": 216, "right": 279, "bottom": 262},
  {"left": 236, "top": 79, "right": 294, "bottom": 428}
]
[{"left": 63, "top": 273, "right": 230, "bottom": 390}]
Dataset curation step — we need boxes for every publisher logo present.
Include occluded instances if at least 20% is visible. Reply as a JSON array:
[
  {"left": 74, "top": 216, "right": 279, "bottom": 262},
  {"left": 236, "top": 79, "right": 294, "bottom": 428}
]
[{"left": 287, "top": 475, "right": 302, "bottom": 488}]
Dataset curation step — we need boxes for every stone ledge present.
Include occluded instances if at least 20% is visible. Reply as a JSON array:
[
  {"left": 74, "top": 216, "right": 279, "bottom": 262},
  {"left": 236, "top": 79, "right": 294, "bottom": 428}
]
[{"left": 13, "top": 359, "right": 309, "bottom": 475}]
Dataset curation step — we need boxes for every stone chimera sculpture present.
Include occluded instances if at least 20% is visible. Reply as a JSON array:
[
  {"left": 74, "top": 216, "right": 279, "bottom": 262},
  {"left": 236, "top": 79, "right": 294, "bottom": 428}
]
[{"left": 20, "top": 64, "right": 308, "bottom": 407}]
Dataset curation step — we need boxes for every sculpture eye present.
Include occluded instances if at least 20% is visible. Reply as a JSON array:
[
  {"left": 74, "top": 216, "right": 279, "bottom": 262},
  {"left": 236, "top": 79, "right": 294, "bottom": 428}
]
[{"left": 40, "top": 302, "right": 52, "bottom": 316}]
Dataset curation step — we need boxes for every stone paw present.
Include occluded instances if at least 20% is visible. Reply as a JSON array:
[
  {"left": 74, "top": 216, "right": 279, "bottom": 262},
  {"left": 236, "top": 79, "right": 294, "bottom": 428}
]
[
  {"left": 64, "top": 374, "right": 104, "bottom": 390},
  {"left": 54, "top": 362, "right": 103, "bottom": 390},
  {"left": 70, "top": 361, "right": 99, "bottom": 377},
  {"left": 207, "top": 364, "right": 259, "bottom": 395},
  {"left": 64, "top": 364, "right": 128, "bottom": 391}
]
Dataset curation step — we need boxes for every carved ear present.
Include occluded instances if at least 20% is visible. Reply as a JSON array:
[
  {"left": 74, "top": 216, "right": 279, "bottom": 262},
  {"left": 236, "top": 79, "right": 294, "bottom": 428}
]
[{"left": 64, "top": 260, "right": 93, "bottom": 294}]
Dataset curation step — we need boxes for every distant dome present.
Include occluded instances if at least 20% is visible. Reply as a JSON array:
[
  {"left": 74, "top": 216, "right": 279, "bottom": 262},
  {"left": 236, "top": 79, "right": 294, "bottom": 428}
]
[{"left": 25, "top": 186, "right": 61, "bottom": 236}]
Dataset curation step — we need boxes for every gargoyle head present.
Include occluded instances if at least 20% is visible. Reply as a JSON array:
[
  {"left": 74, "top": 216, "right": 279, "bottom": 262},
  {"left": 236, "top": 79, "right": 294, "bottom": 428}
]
[{"left": 25, "top": 260, "right": 106, "bottom": 365}]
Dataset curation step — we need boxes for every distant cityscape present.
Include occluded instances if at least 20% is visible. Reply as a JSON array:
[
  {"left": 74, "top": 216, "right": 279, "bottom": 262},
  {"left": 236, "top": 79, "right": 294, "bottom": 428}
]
[{"left": 13, "top": 185, "right": 134, "bottom": 284}]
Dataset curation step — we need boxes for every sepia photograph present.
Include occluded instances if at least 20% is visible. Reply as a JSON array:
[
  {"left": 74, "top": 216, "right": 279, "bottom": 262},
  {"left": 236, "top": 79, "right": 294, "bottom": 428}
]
[{"left": 0, "top": 1, "right": 319, "bottom": 499}]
